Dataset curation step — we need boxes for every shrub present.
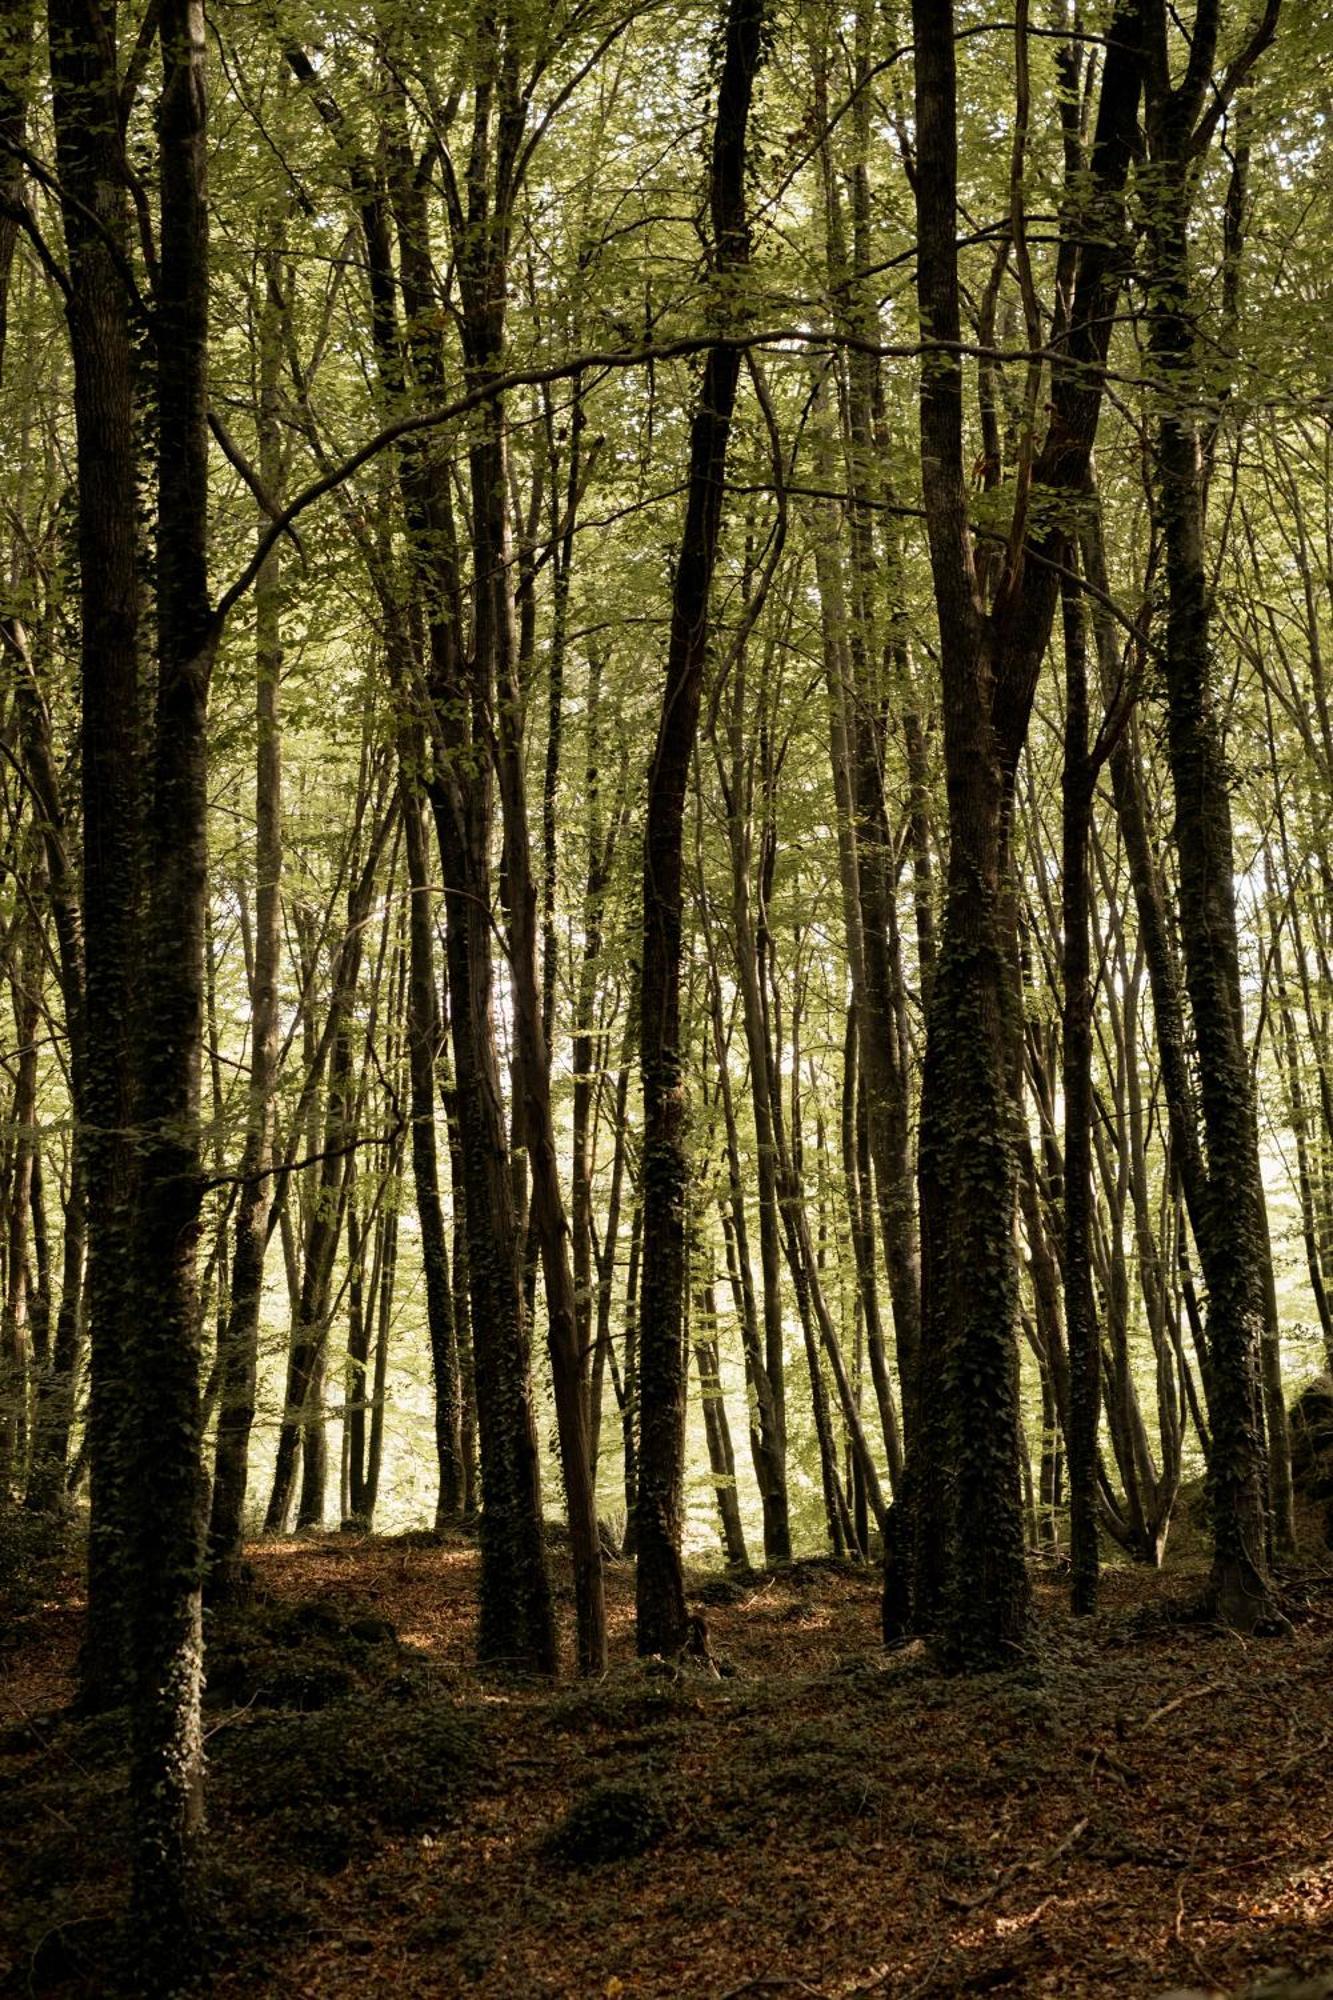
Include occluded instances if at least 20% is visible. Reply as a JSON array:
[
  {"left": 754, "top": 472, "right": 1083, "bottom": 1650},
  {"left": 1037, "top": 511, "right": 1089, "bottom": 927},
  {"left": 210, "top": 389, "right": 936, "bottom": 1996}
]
[
  {"left": 204, "top": 1595, "right": 402, "bottom": 1712},
  {"left": 213, "top": 1688, "right": 477, "bottom": 1873},
  {"left": 545, "top": 1779, "right": 672, "bottom": 1868}
]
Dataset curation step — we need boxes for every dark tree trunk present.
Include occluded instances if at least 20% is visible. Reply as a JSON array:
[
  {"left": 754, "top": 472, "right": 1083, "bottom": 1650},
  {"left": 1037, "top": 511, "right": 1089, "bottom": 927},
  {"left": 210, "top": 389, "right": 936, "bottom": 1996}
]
[
  {"left": 47, "top": 0, "right": 144, "bottom": 1707},
  {"left": 363, "top": 1144, "right": 401, "bottom": 1528},
  {"left": 498, "top": 681, "right": 608, "bottom": 1671},
  {"left": 907, "top": 0, "right": 1031, "bottom": 1665},
  {"left": 843, "top": 1012, "right": 903, "bottom": 1489},
  {"left": 443, "top": 1070, "right": 480, "bottom": 1522},
  {"left": 1061, "top": 566, "right": 1100, "bottom": 1613},
  {"left": 1, "top": 933, "right": 38, "bottom": 1494},
  {"left": 809, "top": 48, "right": 924, "bottom": 1456},
  {"left": 621, "top": 1193, "right": 642, "bottom": 1556},
  {"left": 431, "top": 795, "right": 555, "bottom": 1670},
  {"left": 125, "top": 0, "right": 214, "bottom": 1967},
  {"left": 344, "top": 1170, "right": 372, "bottom": 1524},
  {"left": 705, "top": 951, "right": 790, "bottom": 1560},
  {"left": 636, "top": 0, "right": 767, "bottom": 1658},
  {"left": 897, "top": 0, "right": 1143, "bottom": 1665},
  {"left": 266, "top": 1018, "right": 355, "bottom": 1533},
  {"left": 1141, "top": 5, "right": 1283, "bottom": 1619},
  {"left": 401, "top": 771, "right": 464, "bottom": 1530},
  {"left": 384, "top": 32, "right": 555, "bottom": 1670}
]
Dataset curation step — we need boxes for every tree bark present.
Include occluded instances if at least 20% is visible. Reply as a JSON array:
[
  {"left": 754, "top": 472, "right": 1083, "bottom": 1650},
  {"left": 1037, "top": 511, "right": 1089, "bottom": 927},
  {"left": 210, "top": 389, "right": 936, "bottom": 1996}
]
[
  {"left": 1061, "top": 567, "right": 1100, "bottom": 1612},
  {"left": 125, "top": 0, "right": 214, "bottom": 1964},
  {"left": 47, "top": 0, "right": 144, "bottom": 1707},
  {"left": 898, "top": 0, "right": 1143, "bottom": 1665},
  {"left": 636, "top": 0, "right": 767, "bottom": 1657},
  {"left": 1141, "top": 2, "right": 1284, "bottom": 1617}
]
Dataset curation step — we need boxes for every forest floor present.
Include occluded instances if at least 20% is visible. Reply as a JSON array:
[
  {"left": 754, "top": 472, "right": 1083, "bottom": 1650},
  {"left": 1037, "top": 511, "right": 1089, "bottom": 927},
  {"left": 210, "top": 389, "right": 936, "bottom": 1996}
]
[{"left": 3, "top": 1518, "right": 1333, "bottom": 1999}]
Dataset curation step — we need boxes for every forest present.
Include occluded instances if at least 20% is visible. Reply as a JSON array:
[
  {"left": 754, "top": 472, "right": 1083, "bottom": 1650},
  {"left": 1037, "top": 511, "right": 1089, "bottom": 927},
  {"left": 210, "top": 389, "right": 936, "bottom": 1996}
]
[{"left": 2, "top": 0, "right": 1333, "bottom": 1991}]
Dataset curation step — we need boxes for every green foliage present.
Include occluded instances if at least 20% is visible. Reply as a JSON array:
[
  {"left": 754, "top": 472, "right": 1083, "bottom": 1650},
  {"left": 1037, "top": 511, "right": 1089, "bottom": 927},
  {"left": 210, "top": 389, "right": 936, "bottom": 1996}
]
[
  {"left": 544, "top": 1778, "right": 673, "bottom": 1868},
  {"left": 205, "top": 1594, "right": 404, "bottom": 1711},
  {"left": 0, "top": 1709, "right": 129, "bottom": 1991},
  {"left": 0, "top": 1507, "right": 75, "bottom": 1634},
  {"left": 213, "top": 1687, "right": 478, "bottom": 1873}
]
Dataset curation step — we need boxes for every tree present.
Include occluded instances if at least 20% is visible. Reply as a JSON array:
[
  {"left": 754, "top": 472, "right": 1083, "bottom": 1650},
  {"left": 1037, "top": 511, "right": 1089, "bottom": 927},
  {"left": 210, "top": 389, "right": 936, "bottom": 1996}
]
[
  {"left": 636, "top": 0, "right": 769, "bottom": 1657},
  {"left": 1139, "top": 0, "right": 1284, "bottom": 1625}
]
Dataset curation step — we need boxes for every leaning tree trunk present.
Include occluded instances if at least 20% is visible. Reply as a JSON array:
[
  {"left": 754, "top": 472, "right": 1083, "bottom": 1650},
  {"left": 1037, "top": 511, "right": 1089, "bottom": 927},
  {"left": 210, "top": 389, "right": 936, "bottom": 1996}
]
[{"left": 636, "top": 0, "right": 768, "bottom": 1658}]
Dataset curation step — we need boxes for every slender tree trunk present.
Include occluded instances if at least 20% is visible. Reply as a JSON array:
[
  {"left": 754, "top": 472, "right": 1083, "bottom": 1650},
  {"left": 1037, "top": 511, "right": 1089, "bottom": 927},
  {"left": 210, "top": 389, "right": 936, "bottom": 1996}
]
[
  {"left": 637, "top": 0, "right": 767, "bottom": 1655},
  {"left": 1061, "top": 568, "right": 1100, "bottom": 1612},
  {"left": 47, "top": 0, "right": 144, "bottom": 1707},
  {"left": 266, "top": 1015, "right": 354, "bottom": 1534},
  {"left": 693, "top": 1275, "right": 749, "bottom": 1569},
  {"left": 125, "top": 0, "right": 214, "bottom": 1965},
  {"left": 208, "top": 235, "right": 285, "bottom": 1589},
  {"left": 443, "top": 1067, "right": 480, "bottom": 1521},
  {"left": 1, "top": 926, "right": 39, "bottom": 1494},
  {"left": 382, "top": 23, "right": 555, "bottom": 1671},
  {"left": 344, "top": 1169, "right": 372, "bottom": 1523},
  {"left": 1142, "top": 4, "right": 1285, "bottom": 1616},
  {"left": 401, "top": 769, "right": 464, "bottom": 1529},
  {"left": 621, "top": 1193, "right": 643, "bottom": 1556},
  {"left": 843, "top": 1011, "right": 903, "bottom": 1487},
  {"left": 4, "top": 631, "right": 87, "bottom": 1516},
  {"left": 364, "top": 1138, "right": 402, "bottom": 1527},
  {"left": 590, "top": 1057, "right": 630, "bottom": 1481}
]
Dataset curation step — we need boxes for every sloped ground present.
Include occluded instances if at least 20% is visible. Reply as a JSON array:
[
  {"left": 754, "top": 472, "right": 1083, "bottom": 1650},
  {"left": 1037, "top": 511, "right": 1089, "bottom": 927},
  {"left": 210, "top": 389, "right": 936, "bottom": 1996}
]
[{"left": 3, "top": 1523, "right": 1332, "bottom": 1998}]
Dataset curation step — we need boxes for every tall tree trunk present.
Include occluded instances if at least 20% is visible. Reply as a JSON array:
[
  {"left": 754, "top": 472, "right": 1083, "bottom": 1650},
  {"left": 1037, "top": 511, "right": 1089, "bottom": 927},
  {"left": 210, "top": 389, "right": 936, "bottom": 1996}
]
[
  {"left": 5, "top": 633, "right": 87, "bottom": 1517},
  {"left": 343, "top": 1167, "right": 373, "bottom": 1524},
  {"left": 621, "top": 1193, "right": 643, "bottom": 1556},
  {"left": 693, "top": 1274, "right": 749, "bottom": 1569},
  {"left": 898, "top": 0, "right": 1143, "bottom": 1664},
  {"left": 208, "top": 233, "right": 285, "bottom": 1590},
  {"left": 384, "top": 24, "right": 554, "bottom": 1672},
  {"left": 1142, "top": 4, "right": 1284, "bottom": 1617},
  {"left": 47, "top": 0, "right": 144, "bottom": 1707},
  {"left": 363, "top": 1134, "right": 402, "bottom": 1528},
  {"left": 1061, "top": 567, "right": 1100, "bottom": 1612},
  {"left": 126, "top": 0, "right": 214, "bottom": 1965},
  {"left": 809, "top": 15, "right": 923, "bottom": 1449},
  {"left": 266, "top": 1007, "right": 356, "bottom": 1532},
  {"left": 498, "top": 680, "right": 608, "bottom": 1670},
  {"left": 637, "top": 0, "right": 767, "bottom": 1657},
  {"left": 1, "top": 925, "right": 39, "bottom": 1495},
  {"left": 907, "top": 0, "right": 1031, "bottom": 1664},
  {"left": 401, "top": 769, "right": 464, "bottom": 1529},
  {"left": 443, "top": 1065, "right": 480, "bottom": 1521}
]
